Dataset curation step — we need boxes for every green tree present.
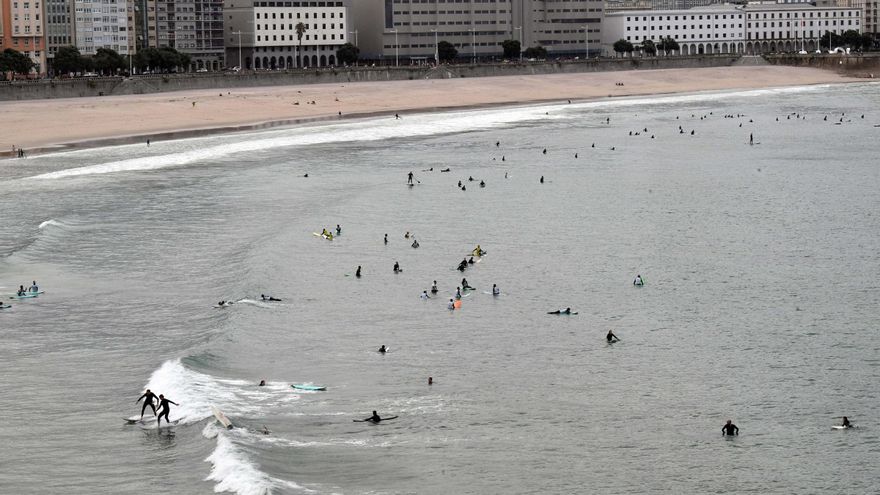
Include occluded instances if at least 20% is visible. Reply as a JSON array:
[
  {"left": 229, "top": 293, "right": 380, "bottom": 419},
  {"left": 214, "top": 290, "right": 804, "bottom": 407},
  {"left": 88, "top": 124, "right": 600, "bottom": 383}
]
[
  {"left": 295, "top": 22, "right": 308, "bottom": 67},
  {"left": 860, "top": 33, "right": 875, "bottom": 51},
  {"left": 659, "top": 36, "right": 680, "bottom": 55},
  {"left": 438, "top": 41, "right": 457, "bottom": 62},
  {"left": 53, "top": 45, "right": 85, "bottom": 75},
  {"left": 92, "top": 47, "right": 125, "bottom": 74},
  {"left": 613, "top": 39, "right": 634, "bottom": 56},
  {"left": 522, "top": 46, "right": 548, "bottom": 59},
  {"left": 500, "top": 39, "right": 521, "bottom": 59},
  {"left": 841, "top": 29, "right": 863, "bottom": 49},
  {"left": 336, "top": 43, "right": 359, "bottom": 65},
  {"left": 0, "top": 48, "right": 34, "bottom": 76},
  {"left": 820, "top": 30, "right": 842, "bottom": 50},
  {"left": 641, "top": 39, "right": 657, "bottom": 56}
]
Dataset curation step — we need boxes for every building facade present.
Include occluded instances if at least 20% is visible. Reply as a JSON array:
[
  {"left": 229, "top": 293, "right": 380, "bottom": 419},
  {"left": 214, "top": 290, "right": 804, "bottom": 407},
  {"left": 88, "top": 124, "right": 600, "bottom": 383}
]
[
  {"left": 72, "top": 0, "right": 130, "bottom": 55},
  {"left": 44, "top": 0, "right": 74, "bottom": 73},
  {"left": 603, "top": 3, "right": 860, "bottom": 55},
  {"left": 224, "top": 0, "right": 348, "bottom": 69},
  {"left": 0, "top": 0, "right": 48, "bottom": 74},
  {"left": 171, "top": 0, "right": 224, "bottom": 70}
]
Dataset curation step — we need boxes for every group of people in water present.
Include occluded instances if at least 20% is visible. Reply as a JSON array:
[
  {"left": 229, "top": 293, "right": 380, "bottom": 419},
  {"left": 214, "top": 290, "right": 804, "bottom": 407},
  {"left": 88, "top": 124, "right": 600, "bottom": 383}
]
[{"left": 14, "top": 281, "right": 39, "bottom": 297}]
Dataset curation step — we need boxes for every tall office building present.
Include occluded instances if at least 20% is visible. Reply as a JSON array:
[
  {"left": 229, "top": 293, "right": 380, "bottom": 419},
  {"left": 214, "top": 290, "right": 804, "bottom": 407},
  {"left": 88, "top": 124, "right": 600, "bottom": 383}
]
[
  {"left": 1, "top": 0, "right": 47, "bottom": 74},
  {"left": 172, "top": 0, "right": 224, "bottom": 70},
  {"left": 44, "top": 0, "right": 74, "bottom": 73},
  {"left": 523, "top": 0, "right": 604, "bottom": 57},
  {"left": 224, "top": 0, "right": 348, "bottom": 69}
]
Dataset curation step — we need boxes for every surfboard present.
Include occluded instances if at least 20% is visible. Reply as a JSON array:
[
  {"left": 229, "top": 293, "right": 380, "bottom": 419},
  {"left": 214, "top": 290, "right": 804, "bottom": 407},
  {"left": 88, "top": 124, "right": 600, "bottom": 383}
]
[
  {"left": 353, "top": 416, "right": 398, "bottom": 423},
  {"left": 212, "top": 405, "right": 233, "bottom": 429},
  {"left": 832, "top": 425, "right": 854, "bottom": 430},
  {"left": 9, "top": 292, "right": 42, "bottom": 299},
  {"left": 291, "top": 384, "right": 326, "bottom": 391},
  {"left": 0, "top": 304, "right": 11, "bottom": 309}
]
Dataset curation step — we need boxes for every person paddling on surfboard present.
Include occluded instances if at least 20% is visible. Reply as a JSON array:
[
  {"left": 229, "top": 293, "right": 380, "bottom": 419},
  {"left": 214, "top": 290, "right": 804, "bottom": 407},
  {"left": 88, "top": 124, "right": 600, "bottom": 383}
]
[
  {"left": 136, "top": 389, "right": 158, "bottom": 420},
  {"left": 607, "top": 330, "right": 620, "bottom": 343},
  {"left": 17, "top": 285, "right": 26, "bottom": 296},
  {"left": 548, "top": 308, "right": 575, "bottom": 315},
  {"left": 156, "top": 394, "right": 179, "bottom": 427},
  {"left": 722, "top": 420, "right": 739, "bottom": 436},
  {"left": 355, "top": 411, "right": 397, "bottom": 423}
]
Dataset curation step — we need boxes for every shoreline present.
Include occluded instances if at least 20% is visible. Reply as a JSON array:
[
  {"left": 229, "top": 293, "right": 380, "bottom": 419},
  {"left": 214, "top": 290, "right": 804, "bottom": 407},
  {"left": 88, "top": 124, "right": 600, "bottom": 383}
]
[{"left": 0, "top": 66, "right": 862, "bottom": 158}]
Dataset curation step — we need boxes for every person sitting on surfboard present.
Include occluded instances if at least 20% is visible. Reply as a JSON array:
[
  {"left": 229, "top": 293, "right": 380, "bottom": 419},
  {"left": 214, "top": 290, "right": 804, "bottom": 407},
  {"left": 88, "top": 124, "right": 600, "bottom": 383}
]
[
  {"left": 458, "top": 259, "right": 468, "bottom": 272},
  {"left": 30, "top": 281, "right": 39, "bottom": 292},
  {"left": 17, "top": 285, "right": 26, "bottom": 296},
  {"left": 461, "top": 278, "right": 473, "bottom": 290},
  {"left": 393, "top": 261, "right": 401, "bottom": 273},
  {"left": 412, "top": 239, "right": 419, "bottom": 248},
  {"left": 633, "top": 274, "right": 644, "bottom": 286},
  {"left": 468, "top": 257, "right": 475, "bottom": 264},
  {"left": 722, "top": 420, "right": 739, "bottom": 436},
  {"left": 492, "top": 284, "right": 500, "bottom": 296},
  {"left": 378, "top": 345, "right": 387, "bottom": 353},
  {"left": 420, "top": 291, "right": 430, "bottom": 300},
  {"left": 431, "top": 281, "right": 438, "bottom": 293},
  {"left": 841, "top": 416, "right": 852, "bottom": 428},
  {"left": 607, "top": 330, "right": 620, "bottom": 343},
  {"left": 136, "top": 389, "right": 158, "bottom": 420},
  {"left": 473, "top": 245, "right": 483, "bottom": 257},
  {"left": 358, "top": 411, "right": 397, "bottom": 423},
  {"left": 156, "top": 394, "right": 179, "bottom": 427}
]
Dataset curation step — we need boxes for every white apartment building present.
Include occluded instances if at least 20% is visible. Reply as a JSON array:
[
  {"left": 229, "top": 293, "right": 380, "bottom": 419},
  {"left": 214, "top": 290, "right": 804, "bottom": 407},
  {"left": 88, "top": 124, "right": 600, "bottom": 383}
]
[
  {"left": 603, "top": 3, "right": 861, "bottom": 55},
  {"left": 224, "top": 0, "right": 348, "bottom": 69},
  {"left": 73, "top": 0, "right": 131, "bottom": 55}
]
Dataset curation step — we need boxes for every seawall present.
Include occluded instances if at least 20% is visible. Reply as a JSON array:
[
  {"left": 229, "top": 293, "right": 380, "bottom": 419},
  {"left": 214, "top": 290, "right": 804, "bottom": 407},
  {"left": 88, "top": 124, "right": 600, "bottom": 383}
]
[{"left": 0, "top": 55, "right": 740, "bottom": 101}]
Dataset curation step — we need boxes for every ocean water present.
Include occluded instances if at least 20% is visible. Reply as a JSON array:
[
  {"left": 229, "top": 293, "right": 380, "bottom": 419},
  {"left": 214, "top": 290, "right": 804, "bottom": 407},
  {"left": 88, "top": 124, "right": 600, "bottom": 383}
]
[{"left": 1, "top": 83, "right": 879, "bottom": 494}]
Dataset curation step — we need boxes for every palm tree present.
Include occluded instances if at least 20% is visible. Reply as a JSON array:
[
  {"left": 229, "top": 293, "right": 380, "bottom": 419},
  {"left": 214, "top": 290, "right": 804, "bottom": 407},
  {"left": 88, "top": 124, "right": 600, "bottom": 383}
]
[{"left": 295, "top": 22, "right": 308, "bottom": 68}]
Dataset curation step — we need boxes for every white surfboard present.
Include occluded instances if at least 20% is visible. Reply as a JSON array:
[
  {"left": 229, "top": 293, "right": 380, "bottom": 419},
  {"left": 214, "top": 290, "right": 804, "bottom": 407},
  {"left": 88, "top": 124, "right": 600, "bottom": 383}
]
[{"left": 212, "top": 405, "right": 233, "bottom": 430}]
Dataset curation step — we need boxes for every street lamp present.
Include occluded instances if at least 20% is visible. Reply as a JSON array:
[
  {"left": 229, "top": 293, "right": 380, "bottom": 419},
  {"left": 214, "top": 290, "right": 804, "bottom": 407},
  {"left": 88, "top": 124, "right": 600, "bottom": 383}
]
[
  {"left": 583, "top": 25, "right": 589, "bottom": 60},
  {"left": 514, "top": 26, "right": 522, "bottom": 62},
  {"left": 430, "top": 28, "right": 439, "bottom": 65},
  {"left": 390, "top": 28, "right": 399, "bottom": 67},
  {"left": 468, "top": 27, "right": 476, "bottom": 64}
]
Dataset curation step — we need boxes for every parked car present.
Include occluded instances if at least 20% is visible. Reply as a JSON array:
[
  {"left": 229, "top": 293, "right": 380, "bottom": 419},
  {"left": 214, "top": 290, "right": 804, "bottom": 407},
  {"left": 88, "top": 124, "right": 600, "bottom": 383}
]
[{"left": 196, "top": 68, "right": 208, "bottom": 73}]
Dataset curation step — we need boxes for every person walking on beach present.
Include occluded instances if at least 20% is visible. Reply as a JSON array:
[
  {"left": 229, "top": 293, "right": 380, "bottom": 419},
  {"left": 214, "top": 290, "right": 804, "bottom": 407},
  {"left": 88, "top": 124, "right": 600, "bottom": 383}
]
[
  {"left": 156, "top": 394, "right": 179, "bottom": 426},
  {"left": 136, "top": 389, "right": 158, "bottom": 420}
]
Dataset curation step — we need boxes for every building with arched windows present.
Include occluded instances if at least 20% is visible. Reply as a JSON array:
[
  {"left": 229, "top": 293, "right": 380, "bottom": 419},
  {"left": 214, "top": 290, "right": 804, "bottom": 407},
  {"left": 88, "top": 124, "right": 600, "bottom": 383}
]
[
  {"left": 224, "top": 0, "right": 347, "bottom": 69},
  {"left": 602, "top": 3, "right": 861, "bottom": 56}
]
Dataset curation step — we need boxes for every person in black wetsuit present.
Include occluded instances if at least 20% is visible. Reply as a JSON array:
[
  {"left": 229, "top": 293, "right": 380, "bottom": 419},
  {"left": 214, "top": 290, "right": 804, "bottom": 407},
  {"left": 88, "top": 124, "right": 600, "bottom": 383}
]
[
  {"left": 156, "top": 394, "right": 179, "bottom": 426},
  {"left": 393, "top": 261, "right": 401, "bottom": 273},
  {"left": 461, "top": 278, "right": 473, "bottom": 290},
  {"left": 136, "top": 389, "right": 158, "bottom": 420},
  {"left": 722, "top": 420, "right": 739, "bottom": 436},
  {"left": 378, "top": 345, "right": 387, "bottom": 354},
  {"left": 607, "top": 330, "right": 619, "bottom": 343},
  {"left": 365, "top": 411, "right": 382, "bottom": 423},
  {"left": 407, "top": 171, "right": 414, "bottom": 184},
  {"left": 841, "top": 416, "right": 852, "bottom": 428},
  {"left": 356, "top": 266, "right": 362, "bottom": 278}
]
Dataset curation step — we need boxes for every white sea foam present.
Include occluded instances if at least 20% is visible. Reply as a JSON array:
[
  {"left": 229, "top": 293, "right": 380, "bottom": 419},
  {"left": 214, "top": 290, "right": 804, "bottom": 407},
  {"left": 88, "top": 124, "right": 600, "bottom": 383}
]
[
  {"left": 29, "top": 105, "right": 562, "bottom": 180},
  {"left": 204, "top": 427, "right": 315, "bottom": 495},
  {"left": 143, "top": 359, "right": 300, "bottom": 425},
  {"left": 38, "top": 219, "right": 69, "bottom": 229}
]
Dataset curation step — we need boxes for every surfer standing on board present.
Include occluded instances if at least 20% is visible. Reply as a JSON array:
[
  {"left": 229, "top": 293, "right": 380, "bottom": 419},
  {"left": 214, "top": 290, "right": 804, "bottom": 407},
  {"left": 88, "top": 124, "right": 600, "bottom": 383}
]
[
  {"left": 156, "top": 394, "right": 179, "bottom": 426},
  {"left": 136, "top": 389, "right": 158, "bottom": 420}
]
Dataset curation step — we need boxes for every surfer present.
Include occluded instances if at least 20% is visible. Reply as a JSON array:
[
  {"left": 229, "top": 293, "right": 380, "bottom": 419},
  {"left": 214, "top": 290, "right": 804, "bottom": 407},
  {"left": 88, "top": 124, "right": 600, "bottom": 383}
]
[
  {"left": 420, "top": 290, "right": 430, "bottom": 300},
  {"left": 607, "top": 330, "right": 620, "bottom": 343},
  {"left": 448, "top": 299, "right": 455, "bottom": 310},
  {"left": 548, "top": 308, "right": 574, "bottom": 315},
  {"left": 721, "top": 420, "right": 739, "bottom": 436},
  {"left": 393, "top": 261, "right": 401, "bottom": 273},
  {"left": 407, "top": 171, "right": 414, "bottom": 184},
  {"left": 473, "top": 245, "right": 483, "bottom": 257},
  {"left": 136, "top": 389, "right": 158, "bottom": 419},
  {"left": 412, "top": 239, "right": 419, "bottom": 248},
  {"left": 461, "top": 278, "right": 473, "bottom": 290},
  {"left": 364, "top": 411, "right": 383, "bottom": 423},
  {"left": 261, "top": 294, "right": 282, "bottom": 301},
  {"left": 492, "top": 284, "right": 500, "bottom": 296},
  {"left": 633, "top": 274, "right": 644, "bottom": 286},
  {"left": 156, "top": 394, "right": 179, "bottom": 427},
  {"left": 378, "top": 345, "right": 387, "bottom": 354},
  {"left": 841, "top": 416, "right": 852, "bottom": 428},
  {"left": 336, "top": 224, "right": 341, "bottom": 235},
  {"left": 458, "top": 259, "right": 468, "bottom": 272},
  {"left": 749, "top": 133, "right": 754, "bottom": 145},
  {"left": 455, "top": 287, "right": 462, "bottom": 300},
  {"left": 540, "top": 176, "right": 544, "bottom": 184},
  {"left": 479, "top": 180, "right": 485, "bottom": 188},
  {"left": 384, "top": 234, "right": 388, "bottom": 245},
  {"left": 468, "top": 257, "right": 475, "bottom": 264},
  {"left": 431, "top": 281, "right": 438, "bottom": 294},
  {"left": 356, "top": 266, "right": 362, "bottom": 278},
  {"left": 259, "top": 380, "right": 266, "bottom": 386},
  {"left": 29, "top": 281, "right": 39, "bottom": 292},
  {"left": 17, "top": 285, "right": 26, "bottom": 296}
]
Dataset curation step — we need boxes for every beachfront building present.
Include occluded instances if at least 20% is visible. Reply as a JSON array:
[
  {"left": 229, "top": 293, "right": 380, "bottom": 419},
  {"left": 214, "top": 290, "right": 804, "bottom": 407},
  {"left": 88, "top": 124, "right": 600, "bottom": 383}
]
[
  {"left": 0, "top": 0, "right": 48, "bottom": 74},
  {"left": 352, "top": 0, "right": 603, "bottom": 63},
  {"left": 132, "top": 0, "right": 224, "bottom": 71},
  {"left": 223, "top": 0, "right": 348, "bottom": 69},
  {"left": 602, "top": 3, "right": 861, "bottom": 55},
  {"left": 744, "top": 3, "right": 861, "bottom": 53},
  {"left": 72, "top": 0, "right": 130, "bottom": 55},
  {"left": 603, "top": 5, "right": 746, "bottom": 54},
  {"left": 44, "top": 0, "right": 74, "bottom": 73}
]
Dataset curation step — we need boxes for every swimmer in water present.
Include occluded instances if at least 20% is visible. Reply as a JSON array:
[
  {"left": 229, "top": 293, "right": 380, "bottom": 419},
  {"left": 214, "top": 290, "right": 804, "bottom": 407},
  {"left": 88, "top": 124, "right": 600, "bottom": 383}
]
[
  {"left": 606, "top": 330, "right": 619, "bottom": 343},
  {"left": 722, "top": 420, "right": 739, "bottom": 436}
]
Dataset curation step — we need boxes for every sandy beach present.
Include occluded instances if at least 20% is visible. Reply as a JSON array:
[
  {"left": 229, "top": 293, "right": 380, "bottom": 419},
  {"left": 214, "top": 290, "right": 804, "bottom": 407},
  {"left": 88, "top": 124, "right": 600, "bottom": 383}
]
[{"left": 0, "top": 65, "right": 859, "bottom": 154}]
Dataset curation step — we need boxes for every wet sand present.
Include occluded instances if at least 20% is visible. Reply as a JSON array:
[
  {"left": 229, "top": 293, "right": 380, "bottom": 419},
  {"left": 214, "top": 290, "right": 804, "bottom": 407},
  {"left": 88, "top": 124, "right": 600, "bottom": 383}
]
[{"left": 0, "top": 66, "right": 859, "bottom": 155}]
